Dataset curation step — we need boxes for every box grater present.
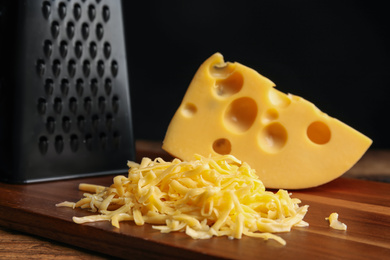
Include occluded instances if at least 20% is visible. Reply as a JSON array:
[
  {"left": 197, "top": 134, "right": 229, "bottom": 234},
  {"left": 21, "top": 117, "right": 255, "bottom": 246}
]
[{"left": 0, "top": 0, "right": 135, "bottom": 183}]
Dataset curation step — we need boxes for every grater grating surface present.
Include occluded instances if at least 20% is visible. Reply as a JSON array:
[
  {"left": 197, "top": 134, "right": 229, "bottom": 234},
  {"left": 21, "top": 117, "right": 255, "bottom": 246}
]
[{"left": 0, "top": 0, "right": 135, "bottom": 183}]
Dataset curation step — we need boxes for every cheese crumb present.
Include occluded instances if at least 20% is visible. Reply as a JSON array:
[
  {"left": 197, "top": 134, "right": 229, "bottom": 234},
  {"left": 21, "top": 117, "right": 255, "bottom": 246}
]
[
  {"left": 326, "top": 212, "right": 347, "bottom": 231},
  {"left": 56, "top": 154, "right": 309, "bottom": 245}
]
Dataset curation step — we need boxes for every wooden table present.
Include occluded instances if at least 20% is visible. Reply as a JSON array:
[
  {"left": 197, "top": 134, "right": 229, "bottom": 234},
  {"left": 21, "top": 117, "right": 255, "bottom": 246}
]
[{"left": 1, "top": 140, "right": 390, "bottom": 259}]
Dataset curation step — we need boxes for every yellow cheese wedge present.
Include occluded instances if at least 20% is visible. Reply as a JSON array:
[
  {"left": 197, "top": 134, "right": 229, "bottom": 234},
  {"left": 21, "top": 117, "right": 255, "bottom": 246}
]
[{"left": 162, "top": 53, "right": 372, "bottom": 189}]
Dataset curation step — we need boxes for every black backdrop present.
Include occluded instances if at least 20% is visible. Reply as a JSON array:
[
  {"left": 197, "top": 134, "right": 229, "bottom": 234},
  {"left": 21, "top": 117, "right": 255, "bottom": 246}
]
[{"left": 122, "top": 0, "right": 389, "bottom": 148}]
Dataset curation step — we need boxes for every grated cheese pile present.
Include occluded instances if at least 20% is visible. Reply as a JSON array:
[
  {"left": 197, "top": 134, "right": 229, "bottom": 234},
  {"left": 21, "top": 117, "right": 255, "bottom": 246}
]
[{"left": 56, "top": 154, "right": 309, "bottom": 245}]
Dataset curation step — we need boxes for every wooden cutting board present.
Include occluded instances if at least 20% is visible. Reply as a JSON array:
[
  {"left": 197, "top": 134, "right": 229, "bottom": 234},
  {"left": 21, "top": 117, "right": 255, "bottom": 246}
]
[{"left": 0, "top": 143, "right": 390, "bottom": 259}]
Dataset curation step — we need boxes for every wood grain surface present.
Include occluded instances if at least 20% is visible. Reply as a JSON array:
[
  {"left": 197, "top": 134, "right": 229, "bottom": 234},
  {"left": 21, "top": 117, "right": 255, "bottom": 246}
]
[
  {"left": 0, "top": 141, "right": 389, "bottom": 259},
  {"left": 0, "top": 227, "right": 109, "bottom": 260}
]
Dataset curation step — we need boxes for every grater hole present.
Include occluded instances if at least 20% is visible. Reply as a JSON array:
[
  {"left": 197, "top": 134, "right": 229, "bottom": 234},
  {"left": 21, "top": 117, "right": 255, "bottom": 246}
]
[
  {"left": 42, "top": 1, "right": 51, "bottom": 19},
  {"left": 55, "top": 135, "right": 64, "bottom": 154},
  {"left": 98, "top": 96, "right": 106, "bottom": 113},
  {"left": 69, "top": 97, "right": 77, "bottom": 113},
  {"left": 92, "top": 114, "right": 100, "bottom": 130},
  {"left": 112, "top": 95, "right": 119, "bottom": 113},
  {"left": 60, "top": 78, "right": 69, "bottom": 96},
  {"left": 67, "top": 21, "right": 75, "bottom": 39},
  {"left": 83, "top": 60, "right": 91, "bottom": 77},
  {"left": 84, "top": 134, "right": 93, "bottom": 150},
  {"left": 102, "top": 5, "right": 110, "bottom": 22},
  {"left": 106, "top": 114, "right": 113, "bottom": 130},
  {"left": 54, "top": 97, "right": 63, "bottom": 114},
  {"left": 58, "top": 2, "right": 67, "bottom": 20},
  {"left": 51, "top": 21, "right": 60, "bottom": 39},
  {"left": 104, "top": 78, "right": 112, "bottom": 95},
  {"left": 77, "top": 115, "right": 85, "bottom": 131},
  {"left": 70, "top": 134, "right": 79, "bottom": 152},
  {"left": 96, "top": 23, "right": 104, "bottom": 40},
  {"left": 62, "top": 116, "right": 71, "bottom": 132},
  {"left": 46, "top": 117, "right": 56, "bottom": 134},
  {"left": 44, "top": 78, "right": 54, "bottom": 95},
  {"left": 52, "top": 59, "right": 61, "bottom": 78},
  {"left": 68, "top": 59, "right": 76, "bottom": 78},
  {"left": 103, "top": 42, "right": 111, "bottom": 59},
  {"left": 39, "top": 136, "right": 49, "bottom": 154},
  {"left": 84, "top": 97, "right": 92, "bottom": 114},
  {"left": 76, "top": 78, "right": 84, "bottom": 96},
  {"left": 100, "top": 132, "right": 107, "bottom": 149},
  {"left": 75, "top": 41, "right": 83, "bottom": 58},
  {"left": 88, "top": 4, "right": 96, "bottom": 21},
  {"left": 90, "top": 78, "right": 98, "bottom": 96},
  {"left": 81, "top": 22, "right": 90, "bottom": 40},
  {"left": 89, "top": 41, "right": 97, "bottom": 59},
  {"left": 37, "top": 98, "right": 47, "bottom": 114},
  {"left": 97, "top": 60, "right": 104, "bottom": 77},
  {"left": 36, "top": 59, "right": 46, "bottom": 77},
  {"left": 60, "top": 40, "right": 68, "bottom": 58},
  {"left": 113, "top": 131, "right": 121, "bottom": 149},
  {"left": 111, "top": 60, "right": 118, "bottom": 77},
  {"left": 43, "top": 40, "right": 53, "bottom": 58},
  {"left": 73, "top": 3, "right": 81, "bottom": 21}
]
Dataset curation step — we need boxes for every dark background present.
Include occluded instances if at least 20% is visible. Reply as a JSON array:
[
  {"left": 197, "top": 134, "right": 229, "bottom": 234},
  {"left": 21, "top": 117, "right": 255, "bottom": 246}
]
[{"left": 123, "top": 0, "right": 389, "bottom": 149}]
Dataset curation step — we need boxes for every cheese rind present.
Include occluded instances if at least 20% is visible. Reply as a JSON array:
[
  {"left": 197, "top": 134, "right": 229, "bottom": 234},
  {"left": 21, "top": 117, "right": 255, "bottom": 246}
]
[{"left": 163, "top": 53, "right": 372, "bottom": 189}]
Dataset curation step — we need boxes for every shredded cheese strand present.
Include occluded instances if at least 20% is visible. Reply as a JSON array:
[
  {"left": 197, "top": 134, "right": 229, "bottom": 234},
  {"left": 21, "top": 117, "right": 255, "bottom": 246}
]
[
  {"left": 56, "top": 154, "right": 309, "bottom": 245},
  {"left": 326, "top": 212, "right": 347, "bottom": 230}
]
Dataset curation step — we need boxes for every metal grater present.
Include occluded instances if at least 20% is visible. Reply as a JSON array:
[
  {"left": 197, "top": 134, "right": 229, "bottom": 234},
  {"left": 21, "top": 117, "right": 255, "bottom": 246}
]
[{"left": 0, "top": 0, "right": 135, "bottom": 183}]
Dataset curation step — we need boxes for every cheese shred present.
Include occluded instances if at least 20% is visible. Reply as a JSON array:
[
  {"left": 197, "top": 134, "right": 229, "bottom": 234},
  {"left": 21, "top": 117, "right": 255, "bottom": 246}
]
[
  {"left": 56, "top": 154, "right": 309, "bottom": 245},
  {"left": 326, "top": 212, "right": 347, "bottom": 231}
]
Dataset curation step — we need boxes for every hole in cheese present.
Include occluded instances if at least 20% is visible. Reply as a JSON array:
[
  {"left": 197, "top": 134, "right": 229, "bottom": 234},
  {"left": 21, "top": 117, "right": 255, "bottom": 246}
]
[
  {"left": 215, "top": 71, "right": 244, "bottom": 98},
  {"left": 307, "top": 121, "right": 331, "bottom": 145},
  {"left": 263, "top": 108, "right": 279, "bottom": 123},
  {"left": 182, "top": 103, "right": 197, "bottom": 117},
  {"left": 259, "top": 122, "right": 288, "bottom": 153},
  {"left": 209, "top": 62, "right": 235, "bottom": 78},
  {"left": 212, "top": 138, "right": 232, "bottom": 154},
  {"left": 224, "top": 97, "right": 257, "bottom": 133},
  {"left": 268, "top": 88, "right": 291, "bottom": 108}
]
